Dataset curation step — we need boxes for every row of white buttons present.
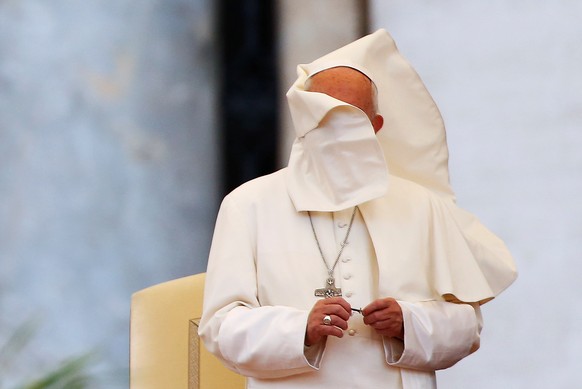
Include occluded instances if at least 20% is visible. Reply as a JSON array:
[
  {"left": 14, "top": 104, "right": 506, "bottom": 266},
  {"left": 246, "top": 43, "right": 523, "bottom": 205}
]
[
  {"left": 342, "top": 250, "right": 356, "bottom": 335},
  {"left": 338, "top": 215, "right": 357, "bottom": 336}
]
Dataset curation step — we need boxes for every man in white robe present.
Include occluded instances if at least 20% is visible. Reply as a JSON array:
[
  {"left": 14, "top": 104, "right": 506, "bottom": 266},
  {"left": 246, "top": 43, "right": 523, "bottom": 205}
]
[{"left": 199, "top": 29, "right": 517, "bottom": 389}]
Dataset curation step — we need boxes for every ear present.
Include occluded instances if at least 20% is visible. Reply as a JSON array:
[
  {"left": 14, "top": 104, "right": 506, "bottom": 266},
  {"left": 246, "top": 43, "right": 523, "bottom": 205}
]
[{"left": 372, "top": 114, "right": 384, "bottom": 134}]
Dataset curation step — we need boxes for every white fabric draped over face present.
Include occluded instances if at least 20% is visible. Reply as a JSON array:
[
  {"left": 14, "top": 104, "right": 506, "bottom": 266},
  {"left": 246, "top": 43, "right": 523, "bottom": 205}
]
[{"left": 286, "top": 91, "right": 389, "bottom": 212}]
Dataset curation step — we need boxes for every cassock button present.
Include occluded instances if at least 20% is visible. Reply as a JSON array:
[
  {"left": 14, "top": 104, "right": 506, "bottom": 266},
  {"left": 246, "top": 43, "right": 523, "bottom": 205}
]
[
  {"left": 343, "top": 273, "right": 352, "bottom": 280},
  {"left": 342, "top": 257, "right": 351, "bottom": 263},
  {"left": 348, "top": 329, "right": 356, "bottom": 336},
  {"left": 345, "top": 291, "right": 353, "bottom": 297},
  {"left": 338, "top": 222, "right": 348, "bottom": 228}
]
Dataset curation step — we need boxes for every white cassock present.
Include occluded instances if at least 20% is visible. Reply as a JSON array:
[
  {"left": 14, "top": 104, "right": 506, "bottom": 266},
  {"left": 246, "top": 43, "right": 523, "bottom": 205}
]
[{"left": 199, "top": 29, "right": 517, "bottom": 389}]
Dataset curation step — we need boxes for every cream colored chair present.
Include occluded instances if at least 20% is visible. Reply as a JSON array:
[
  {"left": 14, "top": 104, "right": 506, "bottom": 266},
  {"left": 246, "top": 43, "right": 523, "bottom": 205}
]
[{"left": 130, "top": 273, "right": 246, "bottom": 389}]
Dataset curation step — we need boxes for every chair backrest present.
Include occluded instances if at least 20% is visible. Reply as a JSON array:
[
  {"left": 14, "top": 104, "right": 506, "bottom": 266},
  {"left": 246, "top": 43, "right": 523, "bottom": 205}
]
[{"left": 130, "top": 273, "right": 246, "bottom": 389}]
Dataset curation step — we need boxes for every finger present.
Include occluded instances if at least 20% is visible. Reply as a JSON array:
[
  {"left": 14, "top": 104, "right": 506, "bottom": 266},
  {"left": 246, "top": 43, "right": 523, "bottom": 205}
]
[
  {"left": 323, "top": 314, "right": 349, "bottom": 330},
  {"left": 306, "top": 319, "right": 345, "bottom": 345},
  {"left": 364, "top": 308, "right": 396, "bottom": 324},
  {"left": 322, "top": 297, "right": 352, "bottom": 315},
  {"left": 363, "top": 305, "right": 402, "bottom": 326},
  {"left": 363, "top": 298, "right": 394, "bottom": 316},
  {"left": 316, "top": 317, "right": 346, "bottom": 336},
  {"left": 313, "top": 298, "right": 351, "bottom": 321},
  {"left": 363, "top": 306, "right": 387, "bottom": 324},
  {"left": 363, "top": 311, "right": 384, "bottom": 325},
  {"left": 370, "top": 319, "right": 403, "bottom": 338},
  {"left": 368, "top": 317, "right": 397, "bottom": 330},
  {"left": 322, "top": 325, "right": 345, "bottom": 339},
  {"left": 324, "top": 304, "right": 352, "bottom": 321}
]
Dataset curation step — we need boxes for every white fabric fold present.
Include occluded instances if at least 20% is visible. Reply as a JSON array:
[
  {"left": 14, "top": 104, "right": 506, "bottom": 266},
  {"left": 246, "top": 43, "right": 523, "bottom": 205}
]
[
  {"left": 359, "top": 175, "right": 516, "bottom": 305},
  {"left": 286, "top": 91, "right": 389, "bottom": 212}
]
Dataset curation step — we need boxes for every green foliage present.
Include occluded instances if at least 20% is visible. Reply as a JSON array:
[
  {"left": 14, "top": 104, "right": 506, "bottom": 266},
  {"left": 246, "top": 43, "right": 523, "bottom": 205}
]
[
  {"left": 1, "top": 322, "right": 95, "bottom": 389},
  {"left": 16, "top": 354, "right": 94, "bottom": 389},
  {"left": 0, "top": 321, "right": 38, "bottom": 376}
]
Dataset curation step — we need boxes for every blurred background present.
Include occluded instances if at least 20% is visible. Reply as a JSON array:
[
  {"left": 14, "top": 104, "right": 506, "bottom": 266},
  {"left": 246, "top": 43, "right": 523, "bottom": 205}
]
[{"left": 1, "top": 0, "right": 580, "bottom": 388}]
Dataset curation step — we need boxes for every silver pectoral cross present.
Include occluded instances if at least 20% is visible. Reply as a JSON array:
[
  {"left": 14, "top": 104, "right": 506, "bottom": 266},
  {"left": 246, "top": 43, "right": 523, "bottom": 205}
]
[{"left": 314, "top": 277, "right": 342, "bottom": 298}]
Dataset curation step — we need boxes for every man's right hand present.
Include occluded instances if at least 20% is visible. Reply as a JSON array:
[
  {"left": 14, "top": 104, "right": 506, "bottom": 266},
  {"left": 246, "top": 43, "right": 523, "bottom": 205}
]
[{"left": 304, "top": 297, "right": 351, "bottom": 346}]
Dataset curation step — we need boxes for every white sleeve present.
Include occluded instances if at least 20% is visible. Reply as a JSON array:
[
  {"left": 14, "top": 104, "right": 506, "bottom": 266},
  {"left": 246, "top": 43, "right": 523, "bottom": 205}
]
[
  {"left": 383, "top": 300, "right": 482, "bottom": 371},
  {"left": 198, "top": 195, "right": 317, "bottom": 379}
]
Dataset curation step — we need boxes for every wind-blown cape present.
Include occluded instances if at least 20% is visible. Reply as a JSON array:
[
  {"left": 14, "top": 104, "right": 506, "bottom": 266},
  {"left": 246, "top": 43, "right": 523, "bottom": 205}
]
[{"left": 285, "top": 29, "right": 516, "bottom": 304}]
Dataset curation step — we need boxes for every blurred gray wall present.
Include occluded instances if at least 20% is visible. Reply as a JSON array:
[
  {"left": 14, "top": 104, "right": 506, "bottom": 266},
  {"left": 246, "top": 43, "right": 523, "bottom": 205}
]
[
  {"left": 0, "top": 0, "right": 216, "bottom": 385},
  {"left": 371, "top": 1, "right": 582, "bottom": 388}
]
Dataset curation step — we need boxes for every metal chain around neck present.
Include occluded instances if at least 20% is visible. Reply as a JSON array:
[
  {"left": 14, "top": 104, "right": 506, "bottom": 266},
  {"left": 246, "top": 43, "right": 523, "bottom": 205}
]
[{"left": 307, "top": 207, "right": 358, "bottom": 277}]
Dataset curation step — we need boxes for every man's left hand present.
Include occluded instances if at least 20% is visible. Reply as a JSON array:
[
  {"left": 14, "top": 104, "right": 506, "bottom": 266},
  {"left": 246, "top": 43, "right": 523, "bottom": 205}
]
[{"left": 362, "top": 297, "right": 404, "bottom": 340}]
